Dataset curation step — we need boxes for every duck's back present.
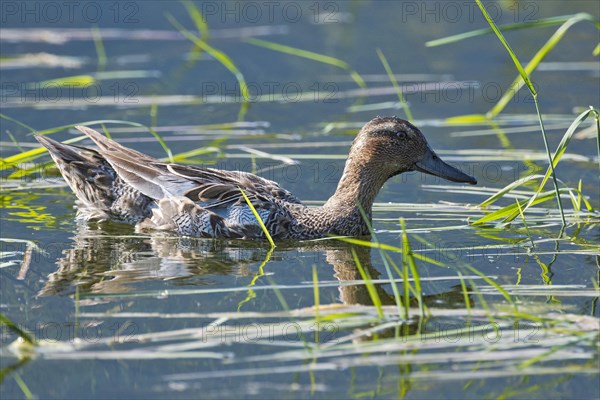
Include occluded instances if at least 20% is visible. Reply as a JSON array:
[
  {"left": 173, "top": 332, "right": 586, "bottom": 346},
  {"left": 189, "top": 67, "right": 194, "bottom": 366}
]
[{"left": 36, "top": 129, "right": 305, "bottom": 239}]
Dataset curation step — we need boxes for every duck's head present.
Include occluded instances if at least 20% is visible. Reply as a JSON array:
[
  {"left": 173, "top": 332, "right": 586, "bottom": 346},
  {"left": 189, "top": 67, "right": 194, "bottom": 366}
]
[{"left": 350, "top": 116, "right": 477, "bottom": 185}]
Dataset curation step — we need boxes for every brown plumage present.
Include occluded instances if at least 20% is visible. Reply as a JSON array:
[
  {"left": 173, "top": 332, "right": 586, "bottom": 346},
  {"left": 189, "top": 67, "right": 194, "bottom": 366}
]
[{"left": 36, "top": 117, "right": 476, "bottom": 240}]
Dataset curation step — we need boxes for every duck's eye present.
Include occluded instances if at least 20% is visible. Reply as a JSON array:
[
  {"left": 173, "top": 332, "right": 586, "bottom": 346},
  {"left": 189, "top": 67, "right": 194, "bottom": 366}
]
[{"left": 396, "top": 131, "right": 407, "bottom": 139}]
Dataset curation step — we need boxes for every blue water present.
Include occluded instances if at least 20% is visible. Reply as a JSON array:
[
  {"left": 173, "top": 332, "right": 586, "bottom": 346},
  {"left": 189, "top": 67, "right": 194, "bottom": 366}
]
[{"left": 1, "top": 1, "right": 599, "bottom": 399}]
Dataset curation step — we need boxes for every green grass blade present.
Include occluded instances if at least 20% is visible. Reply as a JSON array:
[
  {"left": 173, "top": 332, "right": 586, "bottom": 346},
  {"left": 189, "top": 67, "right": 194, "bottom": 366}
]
[
  {"left": 475, "top": 0, "right": 565, "bottom": 225},
  {"left": 170, "top": 146, "right": 221, "bottom": 163},
  {"left": 382, "top": 253, "right": 408, "bottom": 319},
  {"left": 351, "top": 249, "right": 384, "bottom": 319},
  {"left": 445, "top": 114, "right": 489, "bottom": 124},
  {"left": 1, "top": 119, "right": 173, "bottom": 169},
  {"left": 2, "top": 117, "right": 146, "bottom": 136},
  {"left": 576, "top": 179, "right": 583, "bottom": 211},
  {"left": 479, "top": 175, "right": 545, "bottom": 207},
  {"left": 379, "top": 252, "right": 404, "bottom": 319},
  {"left": 473, "top": 189, "right": 571, "bottom": 225},
  {"left": 29, "top": 70, "right": 162, "bottom": 88},
  {"left": 488, "top": 14, "right": 595, "bottom": 119},
  {"left": 504, "top": 189, "right": 592, "bottom": 224},
  {"left": 167, "top": 13, "right": 249, "bottom": 121},
  {"left": 0, "top": 313, "right": 35, "bottom": 345},
  {"left": 457, "top": 273, "right": 472, "bottom": 322},
  {"left": 245, "top": 38, "right": 366, "bottom": 89},
  {"left": 147, "top": 126, "right": 174, "bottom": 162},
  {"left": 32, "top": 74, "right": 96, "bottom": 88},
  {"left": 4, "top": 130, "right": 24, "bottom": 153},
  {"left": 13, "top": 374, "right": 33, "bottom": 400},
  {"left": 29, "top": 70, "right": 158, "bottom": 88},
  {"left": 2, "top": 136, "right": 88, "bottom": 168},
  {"left": 411, "top": 253, "right": 446, "bottom": 268},
  {"left": 426, "top": 13, "right": 597, "bottom": 47},
  {"left": 531, "top": 97, "right": 566, "bottom": 225},
  {"left": 351, "top": 205, "right": 404, "bottom": 318},
  {"left": 400, "top": 218, "right": 424, "bottom": 317},
  {"left": 400, "top": 247, "right": 410, "bottom": 320},
  {"left": 0, "top": 113, "right": 36, "bottom": 133},
  {"left": 463, "top": 265, "right": 515, "bottom": 306},
  {"left": 150, "top": 100, "right": 158, "bottom": 128},
  {"left": 91, "top": 25, "right": 107, "bottom": 71},
  {"left": 334, "top": 236, "right": 403, "bottom": 252},
  {"left": 474, "top": 0, "right": 535, "bottom": 96},
  {"left": 375, "top": 48, "right": 414, "bottom": 122},
  {"left": 512, "top": 108, "right": 594, "bottom": 221},
  {"left": 537, "top": 109, "right": 594, "bottom": 192},
  {"left": 312, "top": 265, "right": 321, "bottom": 342},
  {"left": 100, "top": 123, "right": 112, "bottom": 140},
  {"left": 182, "top": 0, "right": 209, "bottom": 39},
  {"left": 238, "top": 187, "right": 275, "bottom": 247},
  {"left": 237, "top": 248, "right": 273, "bottom": 311},
  {"left": 181, "top": 0, "right": 209, "bottom": 63},
  {"left": 474, "top": 195, "right": 542, "bottom": 225},
  {"left": 515, "top": 200, "right": 535, "bottom": 248}
]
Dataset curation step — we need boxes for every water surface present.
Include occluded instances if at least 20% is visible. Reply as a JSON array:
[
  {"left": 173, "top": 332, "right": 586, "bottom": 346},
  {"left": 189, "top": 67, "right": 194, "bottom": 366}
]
[{"left": 1, "top": 1, "right": 599, "bottom": 399}]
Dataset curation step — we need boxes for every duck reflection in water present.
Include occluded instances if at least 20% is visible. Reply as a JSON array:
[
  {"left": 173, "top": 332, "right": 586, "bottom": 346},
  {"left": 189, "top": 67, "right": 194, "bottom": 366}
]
[{"left": 40, "top": 222, "right": 472, "bottom": 325}]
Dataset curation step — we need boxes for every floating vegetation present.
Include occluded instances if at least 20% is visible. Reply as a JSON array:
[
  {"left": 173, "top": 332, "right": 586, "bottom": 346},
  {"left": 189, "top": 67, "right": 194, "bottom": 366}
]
[{"left": 1, "top": 303, "right": 597, "bottom": 387}]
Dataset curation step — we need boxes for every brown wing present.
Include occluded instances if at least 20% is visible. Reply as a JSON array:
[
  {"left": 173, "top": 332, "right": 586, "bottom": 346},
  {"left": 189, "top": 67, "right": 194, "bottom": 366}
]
[{"left": 76, "top": 126, "right": 303, "bottom": 208}]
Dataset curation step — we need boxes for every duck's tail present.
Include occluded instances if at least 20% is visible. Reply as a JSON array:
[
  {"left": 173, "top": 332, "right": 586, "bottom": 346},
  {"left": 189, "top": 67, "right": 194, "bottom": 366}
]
[{"left": 35, "top": 135, "right": 154, "bottom": 223}]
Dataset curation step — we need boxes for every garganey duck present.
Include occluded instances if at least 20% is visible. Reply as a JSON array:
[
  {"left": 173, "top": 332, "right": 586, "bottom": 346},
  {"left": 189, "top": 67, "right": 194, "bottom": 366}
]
[{"left": 36, "top": 117, "right": 476, "bottom": 240}]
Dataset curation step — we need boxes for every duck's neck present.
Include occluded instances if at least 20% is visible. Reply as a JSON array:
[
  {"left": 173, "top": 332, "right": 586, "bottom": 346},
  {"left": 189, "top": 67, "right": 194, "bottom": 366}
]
[{"left": 323, "top": 157, "right": 391, "bottom": 217}]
